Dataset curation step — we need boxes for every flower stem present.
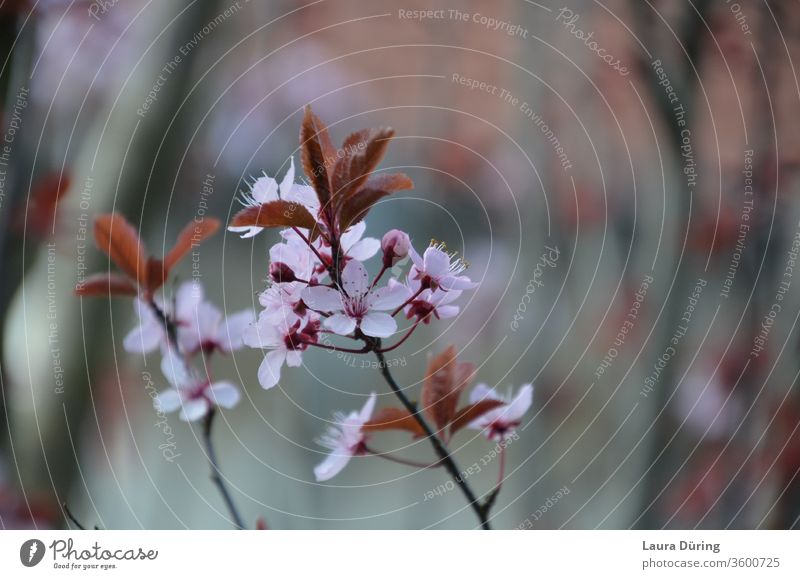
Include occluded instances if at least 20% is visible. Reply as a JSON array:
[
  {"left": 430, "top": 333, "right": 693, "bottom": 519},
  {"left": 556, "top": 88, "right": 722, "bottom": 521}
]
[
  {"left": 202, "top": 409, "right": 245, "bottom": 529},
  {"left": 371, "top": 346, "right": 492, "bottom": 530},
  {"left": 364, "top": 446, "right": 442, "bottom": 469},
  {"left": 391, "top": 287, "right": 424, "bottom": 317},
  {"left": 377, "top": 321, "right": 420, "bottom": 353},
  {"left": 370, "top": 264, "right": 389, "bottom": 289}
]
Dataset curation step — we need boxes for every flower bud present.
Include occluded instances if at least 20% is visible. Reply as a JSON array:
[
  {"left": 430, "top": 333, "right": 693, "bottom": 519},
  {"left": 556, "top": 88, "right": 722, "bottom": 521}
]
[
  {"left": 269, "top": 262, "right": 297, "bottom": 284},
  {"left": 381, "top": 229, "right": 411, "bottom": 267}
]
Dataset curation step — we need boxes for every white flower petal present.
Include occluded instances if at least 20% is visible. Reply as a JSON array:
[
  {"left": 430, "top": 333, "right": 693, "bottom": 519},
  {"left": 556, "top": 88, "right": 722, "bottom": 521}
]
[
  {"left": 286, "top": 350, "right": 303, "bottom": 367},
  {"left": 504, "top": 383, "right": 534, "bottom": 422},
  {"left": 360, "top": 312, "right": 396, "bottom": 338},
  {"left": 435, "top": 305, "right": 460, "bottom": 319},
  {"left": 258, "top": 349, "right": 286, "bottom": 390},
  {"left": 324, "top": 313, "right": 357, "bottom": 336},
  {"left": 423, "top": 247, "right": 452, "bottom": 277},
  {"left": 155, "top": 389, "right": 182, "bottom": 413},
  {"left": 278, "top": 157, "right": 295, "bottom": 197},
  {"left": 175, "top": 280, "right": 203, "bottom": 321},
  {"left": 160, "top": 348, "right": 192, "bottom": 389},
  {"left": 179, "top": 398, "right": 210, "bottom": 422},
  {"left": 441, "top": 275, "right": 479, "bottom": 290},
  {"left": 346, "top": 237, "right": 380, "bottom": 261},
  {"left": 207, "top": 381, "right": 241, "bottom": 409},
  {"left": 228, "top": 225, "right": 264, "bottom": 239},
  {"left": 123, "top": 323, "right": 163, "bottom": 354},
  {"left": 217, "top": 309, "right": 256, "bottom": 352},
  {"left": 368, "top": 283, "right": 409, "bottom": 310},
  {"left": 359, "top": 392, "right": 377, "bottom": 422},
  {"left": 314, "top": 448, "right": 353, "bottom": 482},
  {"left": 302, "top": 286, "right": 343, "bottom": 312},
  {"left": 251, "top": 175, "right": 279, "bottom": 204},
  {"left": 340, "top": 221, "right": 367, "bottom": 250},
  {"left": 341, "top": 259, "right": 370, "bottom": 297},
  {"left": 468, "top": 383, "right": 500, "bottom": 405}
]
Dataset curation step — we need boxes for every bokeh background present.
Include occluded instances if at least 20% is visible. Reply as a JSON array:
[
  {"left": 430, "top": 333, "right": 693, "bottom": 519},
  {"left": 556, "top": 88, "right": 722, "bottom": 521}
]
[{"left": 1, "top": 0, "right": 800, "bottom": 529}]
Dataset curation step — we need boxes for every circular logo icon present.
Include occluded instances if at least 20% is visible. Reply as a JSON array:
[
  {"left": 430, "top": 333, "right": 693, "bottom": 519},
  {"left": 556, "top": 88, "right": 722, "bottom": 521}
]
[{"left": 19, "top": 539, "right": 46, "bottom": 567}]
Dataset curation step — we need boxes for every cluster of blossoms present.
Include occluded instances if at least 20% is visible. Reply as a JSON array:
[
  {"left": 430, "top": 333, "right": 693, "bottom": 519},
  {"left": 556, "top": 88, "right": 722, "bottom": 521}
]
[{"left": 77, "top": 106, "right": 533, "bottom": 529}]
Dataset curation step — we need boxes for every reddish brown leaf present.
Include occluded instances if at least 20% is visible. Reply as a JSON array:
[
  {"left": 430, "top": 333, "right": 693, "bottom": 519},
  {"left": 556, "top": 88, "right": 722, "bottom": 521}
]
[
  {"left": 93, "top": 214, "right": 148, "bottom": 285},
  {"left": 145, "top": 258, "right": 167, "bottom": 293},
  {"left": 164, "top": 218, "right": 220, "bottom": 272},
  {"left": 337, "top": 173, "right": 413, "bottom": 231},
  {"left": 420, "top": 346, "right": 475, "bottom": 433},
  {"left": 230, "top": 200, "right": 318, "bottom": 231},
  {"left": 74, "top": 273, "right": 138, "bottom": 297},
  {"left": 300, "top": 105, "right": 335, "bottom": 215},
  {"left": 363, "top": 407, "right": 426, "bottom": 437},
  {"left": 449, "top": 400, "right": 506, "bottom": 437},
  {"left": 332, "top": 129, "right": 371, "bottom": 197},
  {"left": 336, "top": 128, "right": 395, "bottom": 204}
]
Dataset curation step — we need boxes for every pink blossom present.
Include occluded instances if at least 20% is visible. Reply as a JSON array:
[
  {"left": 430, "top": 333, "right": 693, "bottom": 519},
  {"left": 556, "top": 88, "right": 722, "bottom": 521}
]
[
  {"left": 392, "top": 277, "right": 462, "bottom": 324},
  {"left": 243, "top": 316, "right": 320, "bottom": 389},
  {"left": 302, "top": 260, "right": 407, "bottom": 338},
  {"left": 282, "top": 220, "right": 380, "bottom": 268},
  {"left": 381, "top": 229, "right": 411, "bottom": 267},
  {"left": 467, "top": 383, "right": 533, "bottom": 441},
  {"left": 228, "top": 157, "right": 318, "bottom": 238},
  {"left": 123, "top": 297, "right": 169, "bottom": 354},
  {"left": 156, "top": 350, "right": 241, "bottom": 422},
  {"left": 314, "top": 393, "right": 376, "bottom": 481},
  {"left": 409, "top": 242, "right": 478, "bottom": 291},
  {"left": 175, "top": 282, "right": 255, "bottom": 355}
]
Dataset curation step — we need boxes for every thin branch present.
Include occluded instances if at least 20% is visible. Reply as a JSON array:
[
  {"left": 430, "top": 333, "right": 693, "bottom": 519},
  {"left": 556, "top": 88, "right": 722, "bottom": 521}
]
[
  {"left": 364, "top": 445, "right": 443, "bottom": 469},
  {"left": 62, "top": 502, "right": 86, "bottom": 530},
  {"left": 202, "top": 410, "right": 245, "bottom": 530},
  {"left": 391, "top": 287, "right": 424, "bottom": 317},
  {"left": 377, "top": 321, "right": 420, "bottom": 353},
  {"left": 371, "top": 345, "right": 491, "bottom": 530},
  {"left": 303, "top": 340, "right": 370, "bottom": 354}
]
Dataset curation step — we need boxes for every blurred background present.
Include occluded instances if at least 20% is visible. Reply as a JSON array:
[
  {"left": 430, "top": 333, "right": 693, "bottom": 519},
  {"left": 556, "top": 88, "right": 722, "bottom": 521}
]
[{"left": 1, "top": 0, "right": 799, "bottom": 529}]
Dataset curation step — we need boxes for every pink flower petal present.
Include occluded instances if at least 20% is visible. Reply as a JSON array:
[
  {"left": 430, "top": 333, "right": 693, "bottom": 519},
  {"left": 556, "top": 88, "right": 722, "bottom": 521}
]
[
  {"left": 341, "top": 260, "right": 370, "bottom": 297},
  {"left": 179, "top": 398, "right": 210, "bottom": 422},
  {"left": 360, "top": 312, "right": 397, "bottom": 338},
  {"left": 207, "top": 381, "right": 241, "bottom": 409},
  {"left": 324, "top": 313, "right": 357, "bottom": 336},
  {"left": 258, "top": 349, "right": 286, "bottom": 390},
  {"left": 302, "top": 286, "right": 343, "bottom": 312}
]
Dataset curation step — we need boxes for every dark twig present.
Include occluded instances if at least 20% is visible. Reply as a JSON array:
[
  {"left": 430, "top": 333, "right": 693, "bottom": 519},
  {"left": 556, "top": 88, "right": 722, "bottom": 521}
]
[
  {"left": 371, "top": 344, "right": 491, "bottom": 529},
  {"left": 62, "top": 502, "right": 87, "bottom": 530},
  {"left": 202, "top": 410, "right": 245, "bottom": 530}
]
